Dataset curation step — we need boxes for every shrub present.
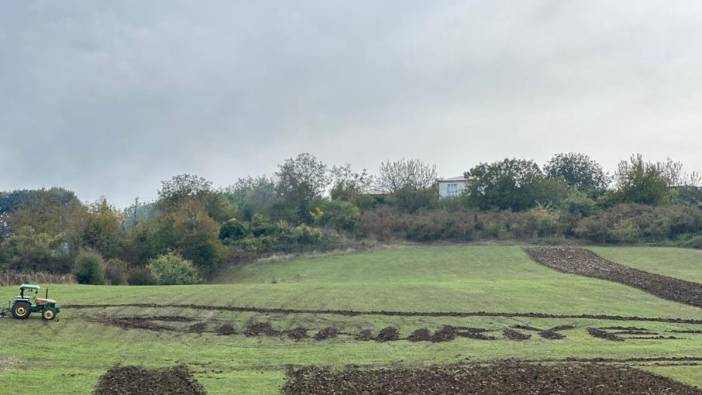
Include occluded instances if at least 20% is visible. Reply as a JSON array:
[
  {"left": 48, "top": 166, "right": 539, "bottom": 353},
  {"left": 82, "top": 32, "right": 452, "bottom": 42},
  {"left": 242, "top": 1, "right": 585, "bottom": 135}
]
[
  {"left": 250, "top": 214, "right": 279, "bottom": 237},
  {"left": 105, "top": 258, "right": 129, "bottom": 285},
  {"left": 562, "top": 190, "right": 596, "bottom": 217},
  {"left": 73, "top": 251, "right": 106, "bottom": 285},
  {"left": 219, "top": 218, "right": 249, "bottom": 241},
  {"left": 127, "top": 267, "right": 158, "bottom": 285},
  {"left": 147, "top": 252, "right": 202, "bottom": 285},
  {"left": 680, "top": 234, "right": 702, "bottom": 249},
  {"left": 526, "top": 207, "right": 561, "bottom": 238},
  {"left": 313, "top": 200, "right": 360, "bottom": 232}
]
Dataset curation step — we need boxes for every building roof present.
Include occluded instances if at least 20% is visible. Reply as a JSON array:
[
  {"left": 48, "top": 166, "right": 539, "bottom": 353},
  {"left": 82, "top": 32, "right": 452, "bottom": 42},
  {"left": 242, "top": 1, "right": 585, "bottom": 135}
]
[{"left": 437, "top": 176, "right": 468, "bottom": 182}]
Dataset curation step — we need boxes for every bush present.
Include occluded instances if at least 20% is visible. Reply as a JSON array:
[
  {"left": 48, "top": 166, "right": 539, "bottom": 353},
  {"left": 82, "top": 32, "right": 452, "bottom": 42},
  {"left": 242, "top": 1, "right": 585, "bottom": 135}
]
[
  {"left": 562, "top": 190, "right": 596, "bottom": 217},
  {"left": 105, "top": 258, "right": 128, "bottom": 285},
  {"left": 313, "top": 200, "right": 360, "bottom": 232},
  {"left": 219, "top": 218, "right": 249, "bottom": 241},
  {"left": 526, "top": 207, "right": 561, "bottom": 238},
  {"left": 250, "top": 214, "right": 279, "bottom": 237},
  {"left": 680, "top": 234, "right": 702, "bottom": 249},
  {"left": 127, "top": 267, "right": 158, "bottom": 285},
  {"left": 147, "top": 252, "right": 202, "bottom": 285},
  {"left": 73, "top": 251, "right": 106, "bottom": 285}
]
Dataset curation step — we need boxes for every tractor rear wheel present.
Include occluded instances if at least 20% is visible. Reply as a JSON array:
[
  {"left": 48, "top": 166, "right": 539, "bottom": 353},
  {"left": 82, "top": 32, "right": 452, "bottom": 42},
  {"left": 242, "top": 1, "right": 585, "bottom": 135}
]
[
  {"left": 41, "top": 308, "right": 56, "bottom": 321},
  {"left": 12, "top": 302, "right": 31, "bottom": 319}
]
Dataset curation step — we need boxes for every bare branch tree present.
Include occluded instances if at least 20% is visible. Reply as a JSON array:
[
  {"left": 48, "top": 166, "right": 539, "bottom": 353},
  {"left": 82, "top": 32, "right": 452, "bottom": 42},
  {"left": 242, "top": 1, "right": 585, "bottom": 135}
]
[{"left": 377, "top": 159, "right": 437, "bottom": 193}]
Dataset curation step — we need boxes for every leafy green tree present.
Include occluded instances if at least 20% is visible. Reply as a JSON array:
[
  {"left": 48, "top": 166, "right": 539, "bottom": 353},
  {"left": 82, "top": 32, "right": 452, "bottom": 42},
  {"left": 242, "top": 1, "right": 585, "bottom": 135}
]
[
  {"left": 465, "top": 158, "right": 568, "bottom": 211},
  {"left": 275, "top": 153, "right": 331, "bottom": 224},
  {"left": 544, "top": 153, "right": 609, "bottom": 194},
  {"left": 82, "top": 199, "right": 124, "bottom": 258},
  {"left": 158, "top": 174, "right": 213, "bottom": 205},
  {"left": 147, "top": 252, "right": 202, "bottom": 285},
  {"left": 2, "top": 188, "right": 85, "bottom": 253},
  {"left": 122, "top": 217, "right": 176, "bottom": 265},
  {"left": 1, "top": 226, "right": 71, "bottom": 272},
  {"left": 158, "top": 174, "right": 235, "bottom": 222},
  {"left": 612, "top": 154, "right": 671, "bottom": 205},
  {"left": 74, "top": 250, "right": 106, "bottom": 285},
  {"left": 171, "top": 200, "right": 222, "bottom": 274},
  {"left": 224, "top": 176, "right": 277, "bottom": 221}
]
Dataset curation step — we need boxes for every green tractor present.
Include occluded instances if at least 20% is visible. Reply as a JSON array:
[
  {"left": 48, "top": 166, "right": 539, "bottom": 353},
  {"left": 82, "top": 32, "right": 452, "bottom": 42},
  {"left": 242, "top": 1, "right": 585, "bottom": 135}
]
[{"left": 1, "top": 284, "right": 61, "bottom": 321}]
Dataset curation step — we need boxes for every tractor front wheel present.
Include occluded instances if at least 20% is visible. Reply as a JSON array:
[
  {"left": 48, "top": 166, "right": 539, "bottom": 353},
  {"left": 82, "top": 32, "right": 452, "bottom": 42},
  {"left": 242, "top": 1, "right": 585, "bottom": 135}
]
[
  {"left": 41, "top": 308, "right": 56, "bottom": 321},
  {"left": 12, "top": 302, "right": 31, "bottom": 319}
]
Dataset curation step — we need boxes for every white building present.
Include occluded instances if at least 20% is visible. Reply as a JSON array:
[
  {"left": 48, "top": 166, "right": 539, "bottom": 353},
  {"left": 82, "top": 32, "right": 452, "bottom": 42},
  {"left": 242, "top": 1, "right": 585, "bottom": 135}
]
[{"left": 437, "top": 176, "right": 469, "bottom": 198}]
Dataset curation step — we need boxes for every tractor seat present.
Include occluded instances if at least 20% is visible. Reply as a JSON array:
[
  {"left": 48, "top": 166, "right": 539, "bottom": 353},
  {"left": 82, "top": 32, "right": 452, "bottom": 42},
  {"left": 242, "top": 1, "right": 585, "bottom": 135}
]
[{"left": 35, "top": 298, "right": 56, "bottom": 305}]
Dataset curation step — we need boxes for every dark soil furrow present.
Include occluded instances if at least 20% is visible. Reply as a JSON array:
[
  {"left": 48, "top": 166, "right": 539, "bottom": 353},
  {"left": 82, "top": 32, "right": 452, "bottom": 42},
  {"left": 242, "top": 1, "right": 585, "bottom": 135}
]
[
  {"left": 588, "top": 327, "right": 624, "bottom": 342},
  {"left": 526, "top": 247, "right": 702, "bottom": 309},
  {"left": 284, "top": 363, "right": 702, "bottom": 395},
  {"left": 65, "top": 304, "right": 702, "bottom": 324},
  {"left": 503, "top": 328, "right": 531, "bottom": 341},
  {"left": 94, "top": 365, "right": 206, "bottom": 395}
]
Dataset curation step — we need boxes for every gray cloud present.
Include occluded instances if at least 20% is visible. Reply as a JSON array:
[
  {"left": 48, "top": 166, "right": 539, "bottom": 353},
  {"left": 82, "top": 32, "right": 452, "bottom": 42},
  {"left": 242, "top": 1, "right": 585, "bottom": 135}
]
[{"left": 2, "top": 1, "right": 702, "bottom": 207}]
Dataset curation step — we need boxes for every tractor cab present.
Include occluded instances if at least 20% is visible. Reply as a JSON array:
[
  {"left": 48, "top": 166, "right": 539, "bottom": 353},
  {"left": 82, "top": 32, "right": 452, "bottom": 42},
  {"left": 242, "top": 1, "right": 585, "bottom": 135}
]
[
  {"left": 17, "top": 284, "right": 39, "bottom": 301},
  {"left": 5, "top": 284, "right": 60, "bottom": 320}
]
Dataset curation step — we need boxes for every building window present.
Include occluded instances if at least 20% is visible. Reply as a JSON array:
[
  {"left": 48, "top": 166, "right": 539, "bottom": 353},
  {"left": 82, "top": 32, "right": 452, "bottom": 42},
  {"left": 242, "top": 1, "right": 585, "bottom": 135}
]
[{"left": 447, "top": 183, "right": 458, "bottom": 195}]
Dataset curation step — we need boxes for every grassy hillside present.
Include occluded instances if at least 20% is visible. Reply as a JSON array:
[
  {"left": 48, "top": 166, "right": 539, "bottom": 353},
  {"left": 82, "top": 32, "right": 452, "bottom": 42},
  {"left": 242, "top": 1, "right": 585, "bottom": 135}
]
[
  {"left": 592, "top": 246, "right": 702, "bottom": 282},
  {"left": 1, "top": 245, "right": 702, "bottom": 393}
]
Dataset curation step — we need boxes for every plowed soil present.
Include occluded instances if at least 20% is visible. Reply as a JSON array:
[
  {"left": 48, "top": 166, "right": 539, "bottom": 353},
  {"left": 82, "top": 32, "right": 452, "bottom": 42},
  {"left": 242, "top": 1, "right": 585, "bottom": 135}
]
[
  {"left": 431, "top": 325, "right": 457, "bottom": 342},
  {"left": 407, "top": 328, "right": 432, "bottom": 342},
  {"left": 313, "top": 327, "right": 338, "bottom": 340},
  {"left": 375, "top": 327, "right": 400, "bottom": 342},
  {"left": 503, "top": 328, "right": 531, "bottom": 340},
  {"left": 283, "top": 363, "right": 702, "bottom": 395},
  {"left": 68, "top": 303, "right": 702, "bottom": 324},
  {"left": 526, "top": 247, "right": 702, "bottom": 309},
  {"left": 287, "top": 327, "right": 309, "bottom": 341},
  {"left": 244, "top": 322, "right": 278, "bottom": 337},
  {"left": 216, "top": 324, "right": 235, "bottom": 335},
  {"left": 355, "top": 329, "right": 373, "bottom": 341},
  {"left": 588, "top": 327, "right": 624, "bottom": 342},
  {"left": 94, "top": 365, "right": 206, "bottom": 395}
]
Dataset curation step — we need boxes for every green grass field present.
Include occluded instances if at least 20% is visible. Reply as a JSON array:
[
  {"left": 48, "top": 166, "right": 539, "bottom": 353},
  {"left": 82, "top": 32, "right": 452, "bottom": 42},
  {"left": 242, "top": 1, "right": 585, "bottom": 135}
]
[
  {"left": 1, "top": 245, "right": 702, "bottom": 394},
  {"left": 592, "top": 246, "right": 702, "bottom": 282}
]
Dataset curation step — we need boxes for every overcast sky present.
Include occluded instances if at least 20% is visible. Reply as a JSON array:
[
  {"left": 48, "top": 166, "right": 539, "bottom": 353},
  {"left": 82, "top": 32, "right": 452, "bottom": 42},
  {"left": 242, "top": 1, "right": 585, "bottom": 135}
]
[{"left": 2, "top": 1, "right": 702, "bottom": 207}]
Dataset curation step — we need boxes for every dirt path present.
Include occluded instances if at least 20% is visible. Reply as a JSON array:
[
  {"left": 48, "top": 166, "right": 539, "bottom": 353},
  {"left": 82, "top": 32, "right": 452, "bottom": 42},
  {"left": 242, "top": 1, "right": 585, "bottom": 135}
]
[
  {"left": 526, "top": 247, "right": 702, "bottom": 309},
  {"left": 284, "top": 362, "right": 702, "bottom": 394},
  {"left": 65, "top": 303, "right": 702, "bottom": 324}
]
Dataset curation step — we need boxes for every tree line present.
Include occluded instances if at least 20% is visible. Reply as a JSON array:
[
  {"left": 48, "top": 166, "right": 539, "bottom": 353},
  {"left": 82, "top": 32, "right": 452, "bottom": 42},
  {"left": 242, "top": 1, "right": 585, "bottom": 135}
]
[{"left": 1, "top": 152, "right": 701, "bottom": 285}]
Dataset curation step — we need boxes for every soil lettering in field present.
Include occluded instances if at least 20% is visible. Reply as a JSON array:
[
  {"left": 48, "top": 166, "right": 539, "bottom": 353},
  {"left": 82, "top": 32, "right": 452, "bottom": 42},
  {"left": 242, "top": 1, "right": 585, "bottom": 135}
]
[
  {"left": 355, "top": 329, "right": 373, "bottom": 341},
  {"left": 313, "top": 327, "right": 338, "bottom": 340},
  {"left": 588, "top": 327, "right": 624, "bottom": 342},
  {"left": 407, "top": 328, "right": 432, "bottom": 342},
  {"left": 244, "top": 322, "right": 278, "bottom": 337},
  {"left": 287, "top": 327, "right": 309, "bottom": 341},
  {"left": 503, "top": 328, "right": 531, "bottom": 341},
  {"left": 94, "top": 365, "right": 206, "bottom": 395},
  {"left": 71, "top": 303, "right": 702, "bottom": 325},
  {"left": 216, "top": 324, "right": 235, "bottom": 336},
  {"left": 375, "top": 327, "right": 400, "bottom": 342}
]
